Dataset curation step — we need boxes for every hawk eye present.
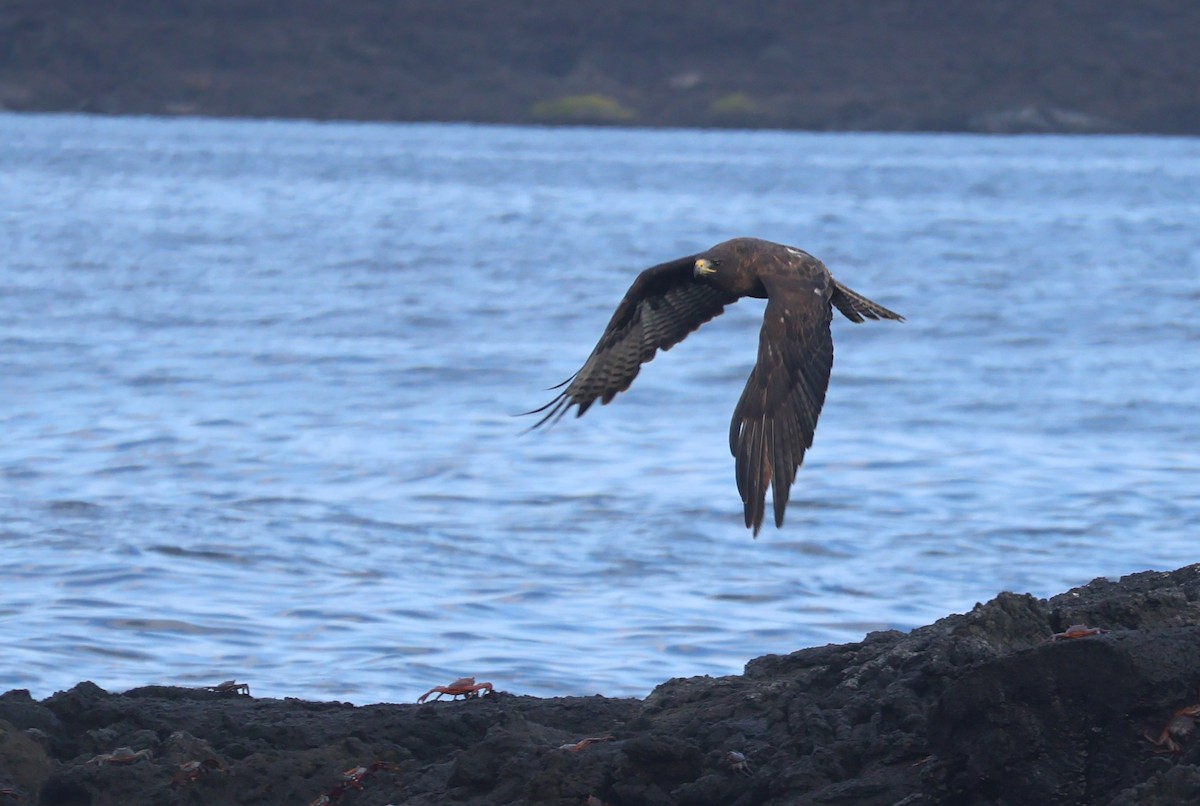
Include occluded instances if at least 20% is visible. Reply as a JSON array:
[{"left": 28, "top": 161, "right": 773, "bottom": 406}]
[{"left": 711, "top": 259, "right": 723, "bottom": 267}]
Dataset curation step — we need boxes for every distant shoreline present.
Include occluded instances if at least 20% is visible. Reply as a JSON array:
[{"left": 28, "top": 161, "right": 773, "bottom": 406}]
[
  {"left": 2, "top": 0, "right": 1197, "bottom": 136},
  {"left": 4, "top": 108, "right": 1194, "bottom": 140}
]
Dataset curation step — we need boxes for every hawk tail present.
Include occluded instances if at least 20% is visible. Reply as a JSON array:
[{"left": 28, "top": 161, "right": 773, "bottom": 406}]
[{"left": 831, "top": 280, "right": 904, "bottom": 323}]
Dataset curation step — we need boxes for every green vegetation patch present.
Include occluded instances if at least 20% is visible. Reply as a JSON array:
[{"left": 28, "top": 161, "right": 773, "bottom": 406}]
[
  {"left": 708, "top": 92, "right": 761, "bottom": 120},
  {"left": 531, "top": 94, "right": 635, "bottom": 124}
]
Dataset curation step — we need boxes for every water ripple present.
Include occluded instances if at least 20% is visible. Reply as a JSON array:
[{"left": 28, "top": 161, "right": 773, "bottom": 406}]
[{"left": 1, "top": 113, "right": 1198, "bottom": 702}]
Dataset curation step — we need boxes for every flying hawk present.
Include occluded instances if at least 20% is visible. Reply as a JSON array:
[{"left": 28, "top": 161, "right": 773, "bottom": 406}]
[{"left": 530, "top": 237, "right": 903, "bottom": 535}]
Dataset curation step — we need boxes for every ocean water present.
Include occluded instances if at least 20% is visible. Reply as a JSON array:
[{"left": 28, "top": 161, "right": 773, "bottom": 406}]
[{"left": 1, "top": 113, "right": 1197, "bottom": 703}]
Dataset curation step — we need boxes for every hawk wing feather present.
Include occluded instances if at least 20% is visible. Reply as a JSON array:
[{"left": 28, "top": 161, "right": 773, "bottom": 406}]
[
  {"left": 528, "top": 256, "right": 737, "bottom": 428},
  {"left": 730, "top": 273, "right": 835, "bottom": 535}
]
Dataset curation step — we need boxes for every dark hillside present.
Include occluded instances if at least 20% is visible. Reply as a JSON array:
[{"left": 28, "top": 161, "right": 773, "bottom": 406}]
[{"left": 1, "top": 0, "right": 1197, "bottom": 133}]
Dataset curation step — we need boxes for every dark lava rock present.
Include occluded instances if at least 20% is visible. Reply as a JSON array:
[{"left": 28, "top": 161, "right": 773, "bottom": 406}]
[{"left": 4, "top": 565, "right": 1200, "bottom": 805}]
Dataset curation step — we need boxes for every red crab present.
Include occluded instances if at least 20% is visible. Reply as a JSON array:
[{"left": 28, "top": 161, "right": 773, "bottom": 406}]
[
  {"left": 1047, "top": 624, "right": 1108, "bottom": 642},
  {"left": 557, "top": 736, "right": 614, "bottom": 752},
  {"left": 86, "top": 747, "right": 153, "bottom": 765},
  {"left": 1145, "top": 702, "right": 1200, "bottom": 754},
  {"left": 170, "top": 758, "right": 224, "bottom": 788},
  {"left": 203, "top": 680, "right": 250, "bottom": 696},
  {"left": 417, "top": 676, "right": 494, "bottom": 703}
]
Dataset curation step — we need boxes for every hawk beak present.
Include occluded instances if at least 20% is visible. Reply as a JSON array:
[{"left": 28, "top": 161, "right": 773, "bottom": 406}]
[{"left": 694, "top": 258, "right": 716, "bottom": 278}]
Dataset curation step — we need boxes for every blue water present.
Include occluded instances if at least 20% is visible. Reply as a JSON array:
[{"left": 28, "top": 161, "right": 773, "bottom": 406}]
[{"left": 1, "top": 113, "right": 1198, "bottom": 704}]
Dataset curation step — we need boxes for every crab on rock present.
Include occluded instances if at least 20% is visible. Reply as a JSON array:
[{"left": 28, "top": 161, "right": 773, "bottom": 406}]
[{"left": 417, "top": 676, "right": 494, "bottom": 703}]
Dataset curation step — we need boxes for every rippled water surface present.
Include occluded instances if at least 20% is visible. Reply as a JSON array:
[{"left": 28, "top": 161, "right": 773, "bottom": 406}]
[{"left": 2, "top": 114, "right": 1198, "bottom": 702}]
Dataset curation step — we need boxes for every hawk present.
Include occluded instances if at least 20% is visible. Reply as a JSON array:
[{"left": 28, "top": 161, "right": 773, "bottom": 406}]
[{"left": 530, "top": 238, "right": 903, "bottom": 535}]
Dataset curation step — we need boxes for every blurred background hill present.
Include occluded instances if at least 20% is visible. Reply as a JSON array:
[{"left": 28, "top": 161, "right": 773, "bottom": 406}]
[{"left": 1, "top": 0, "right": 1197, "bottom": 133}]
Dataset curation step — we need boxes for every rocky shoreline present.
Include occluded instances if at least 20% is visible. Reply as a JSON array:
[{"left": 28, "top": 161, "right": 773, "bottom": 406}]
[{"left": 4, "top": 565, "right": 1200, "bottom": 804}]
